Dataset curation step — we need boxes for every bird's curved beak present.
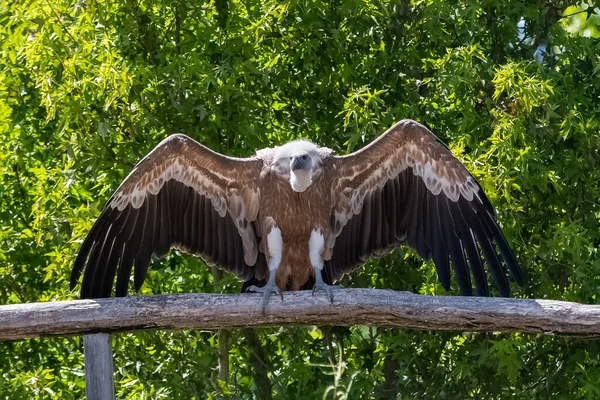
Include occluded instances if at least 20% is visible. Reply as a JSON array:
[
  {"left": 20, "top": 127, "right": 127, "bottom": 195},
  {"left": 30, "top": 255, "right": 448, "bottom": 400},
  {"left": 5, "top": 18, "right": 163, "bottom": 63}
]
[
  {"left": 291, "top": 153, "right": 311, "bottom": 172},
  {"left": 290, "top": 156, "right": 302, "bottom": 171}
]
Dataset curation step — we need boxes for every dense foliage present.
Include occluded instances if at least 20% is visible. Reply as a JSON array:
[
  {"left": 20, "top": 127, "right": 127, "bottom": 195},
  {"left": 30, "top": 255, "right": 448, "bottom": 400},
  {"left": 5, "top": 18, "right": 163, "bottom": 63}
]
[{"left": 1, "top": 0, "right": 600, "bottom": 398}]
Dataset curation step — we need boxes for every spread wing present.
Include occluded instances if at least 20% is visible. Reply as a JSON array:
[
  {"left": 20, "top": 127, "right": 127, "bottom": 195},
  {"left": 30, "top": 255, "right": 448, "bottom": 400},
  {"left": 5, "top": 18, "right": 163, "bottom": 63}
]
[
  {"left": 325, "top": 120, "right": 523, "bottom": 296},
  {"left": 70, "top": 134, "right": 266, "bottom": 299}
]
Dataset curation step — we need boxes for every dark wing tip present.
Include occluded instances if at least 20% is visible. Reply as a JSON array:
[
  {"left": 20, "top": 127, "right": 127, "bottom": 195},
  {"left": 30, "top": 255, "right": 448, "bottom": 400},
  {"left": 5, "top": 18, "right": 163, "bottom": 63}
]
[
  {"left": 70, "top": 254, "right": 85, "bottom": 290},
  {"left": 471, "top": 192, "right": 524, "bottom": 293}
]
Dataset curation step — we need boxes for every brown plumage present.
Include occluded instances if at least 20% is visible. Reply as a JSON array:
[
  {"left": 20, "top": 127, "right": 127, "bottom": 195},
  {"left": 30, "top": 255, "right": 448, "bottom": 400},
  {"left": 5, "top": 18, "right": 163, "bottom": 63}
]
[{"left": 71, "top": 120, "right": 523, "bottom": 305}]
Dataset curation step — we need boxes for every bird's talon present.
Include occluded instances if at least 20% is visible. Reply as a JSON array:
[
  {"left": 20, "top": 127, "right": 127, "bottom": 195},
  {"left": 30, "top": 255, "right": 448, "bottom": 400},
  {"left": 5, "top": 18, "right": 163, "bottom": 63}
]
[
  {"left": 246, "top": 282, "right": 282, "bottom": 313},
  {"left": 312, "top": 282, "right": 337, "bottom": 304}
]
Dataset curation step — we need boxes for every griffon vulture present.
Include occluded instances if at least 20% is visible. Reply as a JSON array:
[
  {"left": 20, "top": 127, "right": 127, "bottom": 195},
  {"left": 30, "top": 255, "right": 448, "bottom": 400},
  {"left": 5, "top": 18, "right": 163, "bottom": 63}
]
[{"left": 70, "top": 120, "right": 523, "bottom": 310}]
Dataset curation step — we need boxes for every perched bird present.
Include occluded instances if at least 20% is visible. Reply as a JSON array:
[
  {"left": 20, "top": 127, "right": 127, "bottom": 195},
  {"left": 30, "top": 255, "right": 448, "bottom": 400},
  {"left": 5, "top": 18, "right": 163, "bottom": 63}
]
[{"left": 70, "top": 120, "right": 523, "bottom": 310}]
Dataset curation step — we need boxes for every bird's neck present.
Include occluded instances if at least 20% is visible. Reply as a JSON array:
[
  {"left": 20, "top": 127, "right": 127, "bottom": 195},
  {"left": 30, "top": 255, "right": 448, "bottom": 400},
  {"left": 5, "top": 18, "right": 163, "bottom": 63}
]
[{"left": 290, "top": 170, "right": 312, "bottom": 192}]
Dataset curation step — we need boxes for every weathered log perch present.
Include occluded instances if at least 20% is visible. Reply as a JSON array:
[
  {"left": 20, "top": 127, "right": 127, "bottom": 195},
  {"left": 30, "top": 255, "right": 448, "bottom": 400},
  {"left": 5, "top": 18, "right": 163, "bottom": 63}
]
[{"left": 1, "top": 289, "right": 600, "bottom": 341}]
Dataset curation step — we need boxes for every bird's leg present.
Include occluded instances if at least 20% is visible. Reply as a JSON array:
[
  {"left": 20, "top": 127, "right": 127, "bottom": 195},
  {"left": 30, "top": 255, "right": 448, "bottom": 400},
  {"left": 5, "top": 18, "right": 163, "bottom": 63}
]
[
  {"left": 309, "top": 229, "right": 337, "bottom": 304},
  {"left": 245, "top": 272, "right": 282, "bottom": 313},
  {"left": 312, "top": 267, "right": 337, "bottom": 304},
  {"left": 246, "top": 224, "right": 283, "bottom": 313}
]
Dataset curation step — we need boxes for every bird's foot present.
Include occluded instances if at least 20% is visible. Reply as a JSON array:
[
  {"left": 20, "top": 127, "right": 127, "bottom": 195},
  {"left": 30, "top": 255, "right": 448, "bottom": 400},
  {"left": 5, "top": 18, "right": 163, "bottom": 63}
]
[
  {"left": 246, "top": 282, "right": 283, "bottom": 313},
  {"left": 312, "top": 281, "right": 338, "bottom": 304}
]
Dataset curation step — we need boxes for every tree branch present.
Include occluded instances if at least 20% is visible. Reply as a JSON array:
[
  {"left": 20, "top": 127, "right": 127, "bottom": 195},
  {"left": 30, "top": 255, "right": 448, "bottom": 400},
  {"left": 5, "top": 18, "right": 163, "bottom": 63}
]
[
  {"left": 560, "top": 9, "right": 589, "bottom": 20},
  {"left": 1, "top": 289, "right": 600, "bottom": 341}
]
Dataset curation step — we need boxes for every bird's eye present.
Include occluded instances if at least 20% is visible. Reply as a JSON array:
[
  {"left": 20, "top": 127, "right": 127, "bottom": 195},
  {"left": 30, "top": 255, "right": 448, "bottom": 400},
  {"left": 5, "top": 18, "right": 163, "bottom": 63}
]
[{"left": 301, "top": 155, "right": 307, "bottom": 160}]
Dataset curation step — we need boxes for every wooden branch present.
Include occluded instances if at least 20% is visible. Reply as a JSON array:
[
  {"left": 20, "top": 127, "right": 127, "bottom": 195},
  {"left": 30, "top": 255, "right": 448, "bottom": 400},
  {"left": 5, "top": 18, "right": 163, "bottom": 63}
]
[{"left": 1, "top": 289, "right": 600, "bottom": 341}]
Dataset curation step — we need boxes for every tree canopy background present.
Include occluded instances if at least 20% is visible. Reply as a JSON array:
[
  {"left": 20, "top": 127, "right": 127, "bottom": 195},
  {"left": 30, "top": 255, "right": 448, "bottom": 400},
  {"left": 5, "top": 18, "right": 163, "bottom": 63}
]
[{"left": 1, "top": 0, "right": 600, "bottom": 398}]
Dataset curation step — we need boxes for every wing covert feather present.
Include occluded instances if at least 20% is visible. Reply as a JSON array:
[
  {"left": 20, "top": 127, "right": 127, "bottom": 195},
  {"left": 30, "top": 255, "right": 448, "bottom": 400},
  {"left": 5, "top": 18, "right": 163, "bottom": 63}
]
[
  {"left": 325, "top": 120, "right": 523, "bottom": 296},
  {"left": 71, "top": 134, "right": 266, "bottom": 298}
]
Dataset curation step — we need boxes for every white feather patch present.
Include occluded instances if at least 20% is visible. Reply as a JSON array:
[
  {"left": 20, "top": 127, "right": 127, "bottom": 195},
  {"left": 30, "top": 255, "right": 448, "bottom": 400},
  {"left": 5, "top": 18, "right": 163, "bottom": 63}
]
[
  {"left": 408, "top": 158, "right": 479, "bottom": 202},
  {"left": 366, "top": 151, "right": 480, "bottom": 203},
  {"left": 266, "top": 226, "right": 283, "bottom": 271},
  {"left": 309, "top": 229, "right": 325, "bottom": 270},
  {"left": 110, "top": 157, "right": 229, "bottom": 216}
]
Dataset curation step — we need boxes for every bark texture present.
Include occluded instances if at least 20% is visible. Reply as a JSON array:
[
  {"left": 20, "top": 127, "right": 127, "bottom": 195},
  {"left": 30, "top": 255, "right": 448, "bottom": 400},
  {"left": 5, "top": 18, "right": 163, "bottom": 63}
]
[{"left": 1, "top": 289, "right": 600, "bottom": 341}]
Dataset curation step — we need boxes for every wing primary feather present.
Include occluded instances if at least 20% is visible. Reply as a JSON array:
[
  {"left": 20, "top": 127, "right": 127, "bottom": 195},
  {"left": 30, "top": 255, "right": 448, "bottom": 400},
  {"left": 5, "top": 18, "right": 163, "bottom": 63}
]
[
  {"left": 109, "top": 202, "right": 134, "bottom": 235},
  {"left": 80, "top": 223, "right": 115, "bottom": 298},
  {"left": 350, "top": 211, "right": 361, "bottom": 266},
  {"left": 359, "top": 194, "right": 372, "bottom": 259},
  {"left": 181, "top": 192, "right": 192, "bottom": 253},
  {"left": 233, "top": 221, "right": 247, "bottom": 279},
  {"left": 336, "top": 216, "right": 349, "bottom": 274},
  {"left": 126, "top": 196, "right": 149, "bottom": 258},
  {"left": 134, "top": 193, "right": 157, "bottom": 291},
  {"left": 454, "top": 200, "right": 488, "bottom": 296},
  {"left": 441, "top": 197, "right": 472, "bottom": 295},
  {"left": 475, "top": 204, "right": 523, "bottom": 287},
  {"left": 96, "top": 237, "right": 121, "bottom": 298},
  {"left": 384, "top": 180, "right": 397, "bottom": 246},
  {"left": 463, "top": 229, "right": 488, "bottom": 296},
  {"left": 187, "top": 192, "right": 200, "bottom": 254},
  {"left": 468, "top": 214, "right": 510, "bottom": 296},
  {"left": 116, "top": 206, "right": 141, "bottom": 243},
  {"left": 171, "top": 183, "right": 185, "bottom": 246},
  {"left": 397, "top": 171, "right": 414, "bottom": 238},
  {"left": 371, "top": 188, "right": 383, "bottom": 253},
  {"left": 462, "top": 202, "right": 511, "bottom": 296},
  {"left": 196, "top": 196, "right": 206, "bottom": 255},
  {"left": 70, "top": 215, "right": 111, "bottom": 290},
  {"left": 405, "top": 190, "right": 418, "bottom": 248},
  {"left": 393, "top": 176, "right": 404, "bottom": 240},
  {"left": 116, "top": 242, "right": 136, "bottom": 297},
  {"left": 207, "top": 200, "right": 219, "bottom": 264},
  {"left": 477, "top": 232, "right": 509, "bottom": 296},
  {"left": 155, "top": 189, "right": 170, "bottom": 258},
  {"left": 94, "top": 205, "right": 136, "bottom": 297},
  {"left": 379, "top": 184, "right": 390, "bottom": 250},
  {"left": 432, "top": 195, "right": 451, "bottom": 290},
  {"left": 225, "top": 215, "right": 236, "bottom": 273},
  {"left": 173, "top": 182, "right": 186, "bottom": 246},
  {"left": 80, "top": 240, "right": 104, "bottom": 298},
  {"left": 111, "top": 205, "right": 142, "bottom": 297},
  {"left": 202, "top": 197, "right": 213, "bottom": 263},
  {"left": 422, "top": 191, "right": 433, "bottom": 260},
  {"left": 415, "top": 183, "right": 429, "bottom": 258},
  {"left": 152, "top": 192, "right": 162, "bottom": 255},
  {"left": 455, "top": 240, "right": 472, "bottom": 296},
  {"left": 70, "top": 240, "right": 94, "bottom": 290},
  {"left": 71, "top": 204, "right": 124, "bottom": 290},
  {"left": 217, "top": 213, "right": 228, "bottom": 266},
  {"left": 495, "top": 234, "right": 522, "bottom": 287},
  {"left": 407, "top": 178, "right": 428, "bottom": 259},
  {"left": 118, "top": 194, "right": 148, "bottom": 291},
  {"left": 330, "top": 226, "right": 342, "bottom": 277}
]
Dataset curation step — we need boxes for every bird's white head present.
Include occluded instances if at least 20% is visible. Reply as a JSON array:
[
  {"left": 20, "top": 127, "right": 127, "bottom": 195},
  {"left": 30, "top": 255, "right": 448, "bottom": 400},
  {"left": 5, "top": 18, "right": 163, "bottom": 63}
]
[
  {"left": 289, "top": 150, "right": 313, "bottom": 192},
  {"left": 272, "top": 140, "right": 322, "bottom": 192}
]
